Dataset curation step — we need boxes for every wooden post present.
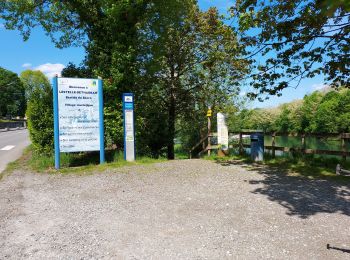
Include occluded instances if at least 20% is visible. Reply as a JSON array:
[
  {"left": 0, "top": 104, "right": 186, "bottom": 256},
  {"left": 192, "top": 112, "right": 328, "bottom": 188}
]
[
  {"left": 272, "top": 132, "right": 276, "bottom": 158},
  {"left": 207, "top": 116, "right": 211, "bottom": 156},
  {"left": 341, "top": 133, "right": 346, "bottom": 161},
  {"left": 202, "top": 133, "right": 206, "bottom": 151},
  {"left": 239, "top": 132, "right": 243, "bottom": 155}
]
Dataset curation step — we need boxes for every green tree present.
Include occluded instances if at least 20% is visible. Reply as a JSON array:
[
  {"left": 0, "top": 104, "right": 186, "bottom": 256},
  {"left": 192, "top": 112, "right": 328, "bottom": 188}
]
[
  {"left": 232, "top": 1, "right": 350, "bottom": 97},
  {"left": 275, "top": 105, "right": 293, "bottom": 132},
  {"left": 300, "top": 91, "right": 323, "bottom": 132},
  {"left": 61, "top": 62, "right": 93, "bottom": 79},
  {"left": 0, "top": 67, "right": 25, "bottom": 117},
  {"left": 20, "top": 70, "right": 50, "bottom": 100},
  {"left": 1, "top": 1, "right": 247, "bottom": 158},
  {"left": 337, "top": 90, "right": 350, "bottom": 132},
  {"left": 274, "top": 101, "right": 303, "bottom": 133},
  {"left": 137, "top": 4, "right": 247, "bottom": 158},
  {"left": 314, "top": 91, "right": 341, "bottom": 133}
]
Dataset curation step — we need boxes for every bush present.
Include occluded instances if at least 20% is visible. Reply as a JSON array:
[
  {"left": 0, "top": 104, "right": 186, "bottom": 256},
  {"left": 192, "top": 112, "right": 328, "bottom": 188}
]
[
  {"left": 104, "top": 104, "right": 123, "bottom": 149},
  {"left": 26, "top": 84, "right": 54, "bottom": 154}
]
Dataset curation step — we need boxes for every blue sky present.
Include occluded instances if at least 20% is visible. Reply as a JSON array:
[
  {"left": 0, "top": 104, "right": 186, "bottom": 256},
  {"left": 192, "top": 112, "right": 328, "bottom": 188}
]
[{"left": 0, "top": 0, "right": 327, "bottom": 108}]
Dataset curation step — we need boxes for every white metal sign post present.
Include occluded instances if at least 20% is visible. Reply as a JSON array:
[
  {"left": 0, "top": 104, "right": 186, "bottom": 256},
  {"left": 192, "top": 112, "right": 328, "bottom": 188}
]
[
  {"left": 53, "top": 77, "right": 105, "bottom": 169},
  {"left": 123, "top": 93, "right": 135, "bottom": 161}
]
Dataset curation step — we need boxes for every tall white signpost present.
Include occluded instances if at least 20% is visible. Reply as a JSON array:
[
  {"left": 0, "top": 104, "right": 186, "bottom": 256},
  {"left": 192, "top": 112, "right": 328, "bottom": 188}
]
[
  {"left": 123, "top": 93, "right": 135, "bottom": 161},
  {"left": 217, "top": 112, "right": 229, "bottom": 151},
  {"left": 53, "top": 77, "right": 104, "bottom": 169}
]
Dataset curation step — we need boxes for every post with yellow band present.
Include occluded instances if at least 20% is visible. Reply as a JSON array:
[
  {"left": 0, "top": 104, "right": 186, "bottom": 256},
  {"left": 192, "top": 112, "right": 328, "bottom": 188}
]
[{"left": 207, "top": 107, "right": 212, "bottom": 156}]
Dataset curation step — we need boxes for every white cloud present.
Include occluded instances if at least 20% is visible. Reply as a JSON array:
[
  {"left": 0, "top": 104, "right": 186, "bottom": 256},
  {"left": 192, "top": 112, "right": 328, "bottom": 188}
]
[
  {"left": 22, "top": 63, "right": 32, "bottom": 68},
  {"left": 311, "top": 83, "right": 328, "bottom": 91},
  {"left": 34, "top": 63, "right": 65, "bottom": 78},
  {"left": 239, "top": 91, "right": 247, "bottom": 97}
]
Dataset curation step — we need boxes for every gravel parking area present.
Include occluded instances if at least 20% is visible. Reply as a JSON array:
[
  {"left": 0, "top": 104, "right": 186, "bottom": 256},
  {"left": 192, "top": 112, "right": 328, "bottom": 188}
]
[{"left": 0, "top": 159, "right": 349, "bottom": 259}]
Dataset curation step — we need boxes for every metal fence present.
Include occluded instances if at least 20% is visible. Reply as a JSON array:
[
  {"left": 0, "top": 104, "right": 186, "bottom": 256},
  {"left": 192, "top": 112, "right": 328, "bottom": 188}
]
[
  {"left": 0, "top": 121, "right": 26, "bottom": 130},
  {"left": 191, "top": 131, "right": 350, "bottom": 160}
]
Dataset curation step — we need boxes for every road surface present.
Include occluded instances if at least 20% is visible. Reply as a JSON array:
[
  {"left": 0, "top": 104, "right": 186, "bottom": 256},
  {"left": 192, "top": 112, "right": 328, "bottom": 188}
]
[{"left": 0, "top": 129, "right": 30, "bottom": 173}]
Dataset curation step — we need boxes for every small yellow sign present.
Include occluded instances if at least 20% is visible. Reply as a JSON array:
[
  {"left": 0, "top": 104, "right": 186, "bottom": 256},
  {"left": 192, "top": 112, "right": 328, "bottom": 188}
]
[{"left": 207, "top": 109, "right": 212, "bottom": 117}]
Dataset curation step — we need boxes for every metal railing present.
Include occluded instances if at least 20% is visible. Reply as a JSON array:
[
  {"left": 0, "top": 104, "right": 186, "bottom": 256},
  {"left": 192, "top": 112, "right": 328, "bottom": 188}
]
[
  {"left": 190, "top": 131, "right": 350, "bottom": 160},
  {"left": 0, "top": 121, "right": 27, "bottom": 130}
]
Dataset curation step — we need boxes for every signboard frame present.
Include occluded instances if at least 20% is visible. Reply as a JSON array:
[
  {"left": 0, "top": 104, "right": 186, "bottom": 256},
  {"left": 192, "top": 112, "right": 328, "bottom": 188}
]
[
  {"left": 52, "top": 76, "right": 105, "bottom": 169},
  {"left": 122, "top": 93, "right": 135, "bottom": 161}
]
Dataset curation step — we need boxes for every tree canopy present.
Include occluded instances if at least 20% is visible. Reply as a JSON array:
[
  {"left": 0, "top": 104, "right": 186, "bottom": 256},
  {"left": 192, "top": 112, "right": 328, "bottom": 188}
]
[
  {"left": 1, "top": 1, "right": 247, "bottom": 158},
  {"left": 135, "top": 4, "right": 247, "bottom": 158},
  {"left": 232, "top": 0, "right": 350, "bottom": 98},
  {"left": 0, "top": 67, "right": 25, "bottom": 117},
  {"left": 20, "top": 70, "right": 51, "bottom": 100},
  {"left": 230, "top": 88, "right": 350, "bottom": 134}
]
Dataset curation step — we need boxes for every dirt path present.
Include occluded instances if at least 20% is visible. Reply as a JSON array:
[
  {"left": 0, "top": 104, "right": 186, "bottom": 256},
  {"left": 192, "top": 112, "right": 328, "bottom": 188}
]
[{"left": 0, "top": 159, "right": 349, "bottom": 259}]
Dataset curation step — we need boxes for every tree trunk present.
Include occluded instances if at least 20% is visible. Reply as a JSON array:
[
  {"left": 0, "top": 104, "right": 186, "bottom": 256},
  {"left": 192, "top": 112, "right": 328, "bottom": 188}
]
[{"left": 167, "top": 93, "right": 176, "bottom": 160}]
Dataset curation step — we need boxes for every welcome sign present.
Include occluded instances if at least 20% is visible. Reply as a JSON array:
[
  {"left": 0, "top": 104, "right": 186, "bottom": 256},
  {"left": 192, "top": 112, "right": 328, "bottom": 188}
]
[{"left": 53, "top": 77, "right": 105, "bottom": 169}]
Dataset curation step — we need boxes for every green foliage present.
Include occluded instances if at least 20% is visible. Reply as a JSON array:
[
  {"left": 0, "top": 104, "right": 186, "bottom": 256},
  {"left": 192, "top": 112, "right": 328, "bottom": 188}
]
[
  {"left": 23, "top": 71, "right": 54, "bottom": 154},
  {"left": 20, "top": 70, "right": 50, "bottom": 100},
  {"left": 229, "top": 107, "right": 279, "bottom": 132},
  {"left": 1, "top": 1, "right": 248, "bottom": 158},
  {"left": 232, "top": 1, "right": 350, "bottom": 98},
  {"left": 314, "top": 91, "right": 340, "bottom": 133},
  {"left": 0, "top": 67, "right": 25, "bottom": 117},
  {"left": 104, "top": 104, "right": 123, "bottom": 149},
  {"left": 274, "top": 101, "right": 303, "bottom": 133},
  {"left": 136, "top": 4, "right": 247, "bottom": 158},
  {"left": 234, "top": 89, "right": 350, "bottom": 134},
  {"left": 300, "top": 91, "right": 323, "bottom": 132},
  {"left": 61, "top": 62, "right": 93, "bottom": 78}
]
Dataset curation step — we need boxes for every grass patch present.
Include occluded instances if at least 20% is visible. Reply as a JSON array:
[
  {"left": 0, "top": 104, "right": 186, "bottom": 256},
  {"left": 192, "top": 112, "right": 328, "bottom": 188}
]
[
  {"left": 1, "top": 146, "right": 32, "bottom": 180},
  {"left": 174, "top": 144, "right": 190, "bottom": 159},
  {"left": 10, "top": 145, "right": 167, "bottom": 175},
  {"left": 205, "top": 152, "right": 350, "bottom": 181}
]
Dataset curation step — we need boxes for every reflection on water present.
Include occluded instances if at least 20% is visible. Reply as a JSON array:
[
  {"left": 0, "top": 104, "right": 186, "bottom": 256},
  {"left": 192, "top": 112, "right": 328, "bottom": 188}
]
[{"left": 235, "top": 135, "right": 350, "bottom": 159}]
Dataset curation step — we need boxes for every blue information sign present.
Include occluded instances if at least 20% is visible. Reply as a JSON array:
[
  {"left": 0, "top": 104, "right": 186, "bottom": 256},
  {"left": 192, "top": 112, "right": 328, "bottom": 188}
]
[
  {"left": 52, "top": 77, "right": 105, "bottom": 169},
  {"left": 123, "top": 93, "right": 135, "bottom": 161}
]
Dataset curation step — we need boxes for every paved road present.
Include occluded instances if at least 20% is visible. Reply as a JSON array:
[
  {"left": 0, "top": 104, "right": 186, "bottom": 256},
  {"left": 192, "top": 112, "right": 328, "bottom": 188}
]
[{"left": 0, "top": 129, "right": 30, "bottom": 173}]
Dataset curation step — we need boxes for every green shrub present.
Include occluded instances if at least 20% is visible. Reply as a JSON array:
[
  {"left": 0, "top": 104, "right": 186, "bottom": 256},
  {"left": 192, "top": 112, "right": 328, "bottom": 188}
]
[
  {"left": 104, "top": 104, "right": 123, "bottom": 149},
  {"left": 26, "top": 84, "right": 54, "bottom": 154}
]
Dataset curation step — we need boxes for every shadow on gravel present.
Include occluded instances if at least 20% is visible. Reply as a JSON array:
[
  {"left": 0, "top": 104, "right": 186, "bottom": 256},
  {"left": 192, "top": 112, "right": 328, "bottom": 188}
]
[
  {"left": 216, "top": 159, "right": 350, "bottom": 219},
  {"left": 67, "top": 150, "right": 120, "bottom": 167},
  {"left": 327, "top": 244, "right": 350, "bottom": 254}
]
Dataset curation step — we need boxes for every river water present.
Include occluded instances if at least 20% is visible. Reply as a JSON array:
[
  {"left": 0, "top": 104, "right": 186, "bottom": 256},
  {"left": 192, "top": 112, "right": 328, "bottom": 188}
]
[{"left": 231, "top": 135, "right": 350, "bottom": 159}]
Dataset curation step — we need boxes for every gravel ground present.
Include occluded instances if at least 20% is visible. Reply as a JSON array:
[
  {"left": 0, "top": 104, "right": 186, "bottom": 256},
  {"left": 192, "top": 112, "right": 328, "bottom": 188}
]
[{"left": 0, "top": 159, "right": 349, "bottom": 259}]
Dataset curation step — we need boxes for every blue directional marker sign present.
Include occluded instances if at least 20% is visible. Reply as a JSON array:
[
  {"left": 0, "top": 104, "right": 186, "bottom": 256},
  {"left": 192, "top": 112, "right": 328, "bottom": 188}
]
[{"left": 123, "top": 93, "right": 135, "bottom": 161}]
